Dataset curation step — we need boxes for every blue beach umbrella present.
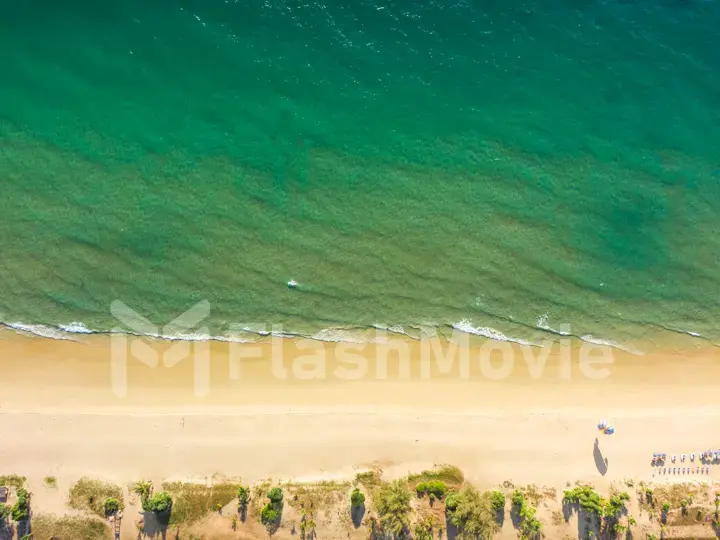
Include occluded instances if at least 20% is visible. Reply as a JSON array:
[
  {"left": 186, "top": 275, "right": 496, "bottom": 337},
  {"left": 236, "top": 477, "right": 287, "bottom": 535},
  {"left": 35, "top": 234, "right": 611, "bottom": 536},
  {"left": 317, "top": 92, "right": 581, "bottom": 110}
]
[{"left": 604, "top": 426, "right": 615, "bottom": 435}]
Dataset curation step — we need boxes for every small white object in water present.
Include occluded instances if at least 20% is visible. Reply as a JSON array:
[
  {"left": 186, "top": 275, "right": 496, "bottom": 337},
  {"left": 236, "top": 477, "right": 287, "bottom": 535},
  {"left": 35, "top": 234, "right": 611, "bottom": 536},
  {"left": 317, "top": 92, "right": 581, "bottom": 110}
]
[{"left": 287, "top": 280, "right": 298, "bottom": 289}]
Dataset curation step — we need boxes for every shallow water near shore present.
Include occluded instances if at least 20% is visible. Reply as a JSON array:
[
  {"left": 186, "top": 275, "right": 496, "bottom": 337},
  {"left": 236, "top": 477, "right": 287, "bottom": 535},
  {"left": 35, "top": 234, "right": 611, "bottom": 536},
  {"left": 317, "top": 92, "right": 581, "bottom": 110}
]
[{"left": 1, "top": 0, "right": 719, "bottom": 348}]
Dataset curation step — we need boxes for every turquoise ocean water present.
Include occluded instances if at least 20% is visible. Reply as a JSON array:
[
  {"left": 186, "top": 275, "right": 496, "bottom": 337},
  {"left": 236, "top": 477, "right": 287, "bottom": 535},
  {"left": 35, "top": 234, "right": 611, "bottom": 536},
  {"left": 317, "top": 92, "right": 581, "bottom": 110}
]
[{"left": 1, "top": 0, "right": 719, "bottom": 349}]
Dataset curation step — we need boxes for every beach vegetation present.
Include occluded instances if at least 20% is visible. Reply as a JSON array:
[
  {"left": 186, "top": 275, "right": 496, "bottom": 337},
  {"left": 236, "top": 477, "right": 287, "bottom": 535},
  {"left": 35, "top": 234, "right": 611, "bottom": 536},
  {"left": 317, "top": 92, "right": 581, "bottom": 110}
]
[
  {"left": 160, "top": 481, "right": 239, "bottom": 525},
  {"left": 445, "top": 491, "right": 460, "bottom": 512},
  {"left": 508, "top": 489, "right": 542, "bottom": 539},
  {"left": 408, "top": 465, "right": 464, "bottom": 491},
  {"left": 415, "top": 480, "right": 447, "bottom": 499},
  {"left": 414, "top": 513, "right": 440, "bottom": 540},
  {"left": 518, "top": 503, "right": 542, "bottom": 540},
  {"left": 375, "top": 480, "right": 412, "bottom": 538},
  {"left": 490, "top": 490, "right": 505, "bottom": 511},
  {"left": 286, "top": 480, "right": 349, "bottom": 515},
  {"left": 350, "top": 487, "right": 365, "bottom": 507},
  {"left": 68, "top": 478, "right": 124, "bottom": 518},
  {"left": 132, "top": 480, "right": 153, "bottom": 500},
  {"left": 144, "top": 491, "right": 173, "bottom": 513},
  {"left": 511, "top": 490, "right": 526, "bottom": 508},
  {"left": 237, "top": 484, "right": 250, "bottom": 516},
  {"left": 11, "top": 488, "right": 30, "bottom": 521},
  {"left": 31, "top": 514, "right": 111, "bottom": 540},
  {"left": 355, "top": 469, "right": 383, "bottom": 489},
  {"left": 43, "top": 476, "right": 57, "bottom": 488},
  {"left": 256, "top": 485, "right": 285, "bottom": 534},
  {"left": 661, "top": 501, "right": 670, "bottom": 514},
  {"left": 563, "top": 485, "right": 604, "bottom": 516},
  {"left": 446, "top": 484, "right": 500, "bottom": 540},
  {"left": 268, "top": 487, "right": 284, "bottom": 504},
  {"left": 261, "top": 504, "right": 280, "bottom": 525},
  {"left": 103, "top": 497, "right": 120, "bottom": 516},
  {"left": 0, "top": 475, "right": 26, "bottom": 489},
  {"left": 260, "top": 503, "right": 280, "bottom": 536},
  {"left": 603, "top": 491, "right": 630, "bottom": 518}
]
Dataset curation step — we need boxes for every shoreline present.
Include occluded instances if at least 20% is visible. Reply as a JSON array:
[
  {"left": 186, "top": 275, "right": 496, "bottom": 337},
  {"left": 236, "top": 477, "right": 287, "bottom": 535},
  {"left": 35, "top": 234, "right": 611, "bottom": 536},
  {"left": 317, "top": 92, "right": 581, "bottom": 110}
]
[{"left": 1, "top": 316, "right": 712, "bottom": 356}]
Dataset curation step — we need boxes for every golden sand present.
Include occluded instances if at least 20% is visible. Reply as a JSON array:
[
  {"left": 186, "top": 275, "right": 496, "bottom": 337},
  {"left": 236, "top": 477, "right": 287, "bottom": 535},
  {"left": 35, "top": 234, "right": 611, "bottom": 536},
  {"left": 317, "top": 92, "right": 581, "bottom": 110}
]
[{"left": 1, "top": 329, "right": 718, "bottom": 483}]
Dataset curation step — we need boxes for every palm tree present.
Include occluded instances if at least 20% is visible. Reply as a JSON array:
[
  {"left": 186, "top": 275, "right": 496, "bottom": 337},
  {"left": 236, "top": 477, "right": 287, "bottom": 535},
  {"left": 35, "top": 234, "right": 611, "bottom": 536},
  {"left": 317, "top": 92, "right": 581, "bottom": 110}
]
[
  {"left": 375, "top": 480, "right": 412, "bottom": 539},
  {"left": 133, "top": 480, "right": 153, "bottom": 500}
]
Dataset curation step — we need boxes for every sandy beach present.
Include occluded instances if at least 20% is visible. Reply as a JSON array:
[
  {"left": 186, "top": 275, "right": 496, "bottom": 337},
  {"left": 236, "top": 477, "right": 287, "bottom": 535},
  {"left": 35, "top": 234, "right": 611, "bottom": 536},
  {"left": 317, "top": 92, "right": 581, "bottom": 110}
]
[
  {"left": 1, "top": 330, "right": 719, "bottom": 485},
  {"left": 1, "top": 330, "right": 720, "bottom": 537}
]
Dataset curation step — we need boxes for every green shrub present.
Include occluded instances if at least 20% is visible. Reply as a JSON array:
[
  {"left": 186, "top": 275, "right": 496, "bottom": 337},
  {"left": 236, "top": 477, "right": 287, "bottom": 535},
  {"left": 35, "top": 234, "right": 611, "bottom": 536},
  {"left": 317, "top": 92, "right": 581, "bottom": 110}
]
[
  {"left": 519, "top": 503, "right": 542, "bottom": 539},
  {"left": 445, "top": 491, "right": 460, "bottom": 512},
  {"left": 662, "top": 502, "right": 670, "bottom": 514},
  {"left": 426, "top": 481, "right": 447, "bottom": 499},
  {"left": 407, "top": 465, "right": 464, "bottom": 488},
  {"left": 0, "top": 505, "right": 10, "bottom": 521},
  {"left": 490, "top": 491, "right": 505, "bottom": 511},
  {"left": 563, "top": 486, "right": 604, "bottom": 516},
  {"left": 11, "top": 488, "right": 29, "bottom": 521},
  {"left": 350, "top": 487, "right": 365, "bottom": 507},
  {"left": 104, "top": 497, "right": 120, "bottom": 516},
  {"left": 446, "top": 485, "right": 499, "bottom": 539},
  {"left": 0, "top": 475, "right": 26, "bottom": 489},
  {"left": 416, "top": 481, "right": 447, "bottom": 499},
  {"left": 69, "top": 477, "right": 124, "bottom": 518},
  {"left": 237, "top": 485, "right": 249, "bottom": 509},
  {"left": 604, "top": 492, "right": 629, "bottom": 518},
  {"left": 267, "top": 487, "right": 283, "bottom": 504},
  {"left": 43, "top": 476, "right": 57, "bottom": 488},
  {"left": 511, "top": 491, "right": 526, "bottom": 508},
  {"left": 144, "top": 491, "right": 173, "bottom": 513},
  {"left": 261, "top": 503, "right": 280, "bottom": 524}
]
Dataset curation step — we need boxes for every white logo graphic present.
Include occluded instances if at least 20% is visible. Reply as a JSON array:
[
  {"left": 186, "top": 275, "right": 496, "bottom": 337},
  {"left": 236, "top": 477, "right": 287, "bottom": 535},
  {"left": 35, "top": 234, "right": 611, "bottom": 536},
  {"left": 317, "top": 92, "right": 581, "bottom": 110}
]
[{"left": 110, "top": 300, "right": 211, "bottom": 397}]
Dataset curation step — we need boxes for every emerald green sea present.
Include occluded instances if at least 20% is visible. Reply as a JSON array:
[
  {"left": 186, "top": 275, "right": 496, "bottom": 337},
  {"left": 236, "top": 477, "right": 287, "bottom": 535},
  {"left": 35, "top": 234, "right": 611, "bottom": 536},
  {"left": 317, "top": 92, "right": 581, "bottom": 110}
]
[{"left": 1, "top": 0, "right": 719, "bottom": 349}]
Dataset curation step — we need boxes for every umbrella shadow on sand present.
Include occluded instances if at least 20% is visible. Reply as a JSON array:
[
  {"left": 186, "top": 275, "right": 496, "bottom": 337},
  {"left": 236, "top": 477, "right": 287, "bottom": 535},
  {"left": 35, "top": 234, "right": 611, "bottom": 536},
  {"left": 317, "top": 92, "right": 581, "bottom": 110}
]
[{"left": 594, "top": 437, "right": 608, "bottom": 475}]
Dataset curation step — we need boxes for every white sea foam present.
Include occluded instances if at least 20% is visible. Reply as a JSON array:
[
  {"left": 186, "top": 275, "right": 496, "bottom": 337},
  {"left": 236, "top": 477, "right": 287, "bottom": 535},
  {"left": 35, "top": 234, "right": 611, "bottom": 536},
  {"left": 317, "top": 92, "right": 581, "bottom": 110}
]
[
  {"left": 0, "top": 318, "right": 647, "bottom": 354},
  {"left": 59, "top": 321, "right": 93, "bottom": 334},
  {"left": 536, "top": 313, "right": 571, "bottom": 336},
  {"left": 372, "top": 324, "right": 406, "bottom": 335},
  {"left": 580, "top": 335, "right": 644, "bottom": 355},
  {"left": 686, "top": 330, "right": 701, "bottom": 337},
  {"left": 310, "top": 328, "right": 367, "bottom": 344},
  {"left": 372, "top": 324, "right": 420, "bottom": 340},
  {"left": 4, "top": 322, "right": 80, "bottom": 341},
  {"left": 452, "top": 319, "right": 537, "bottom": 347}
]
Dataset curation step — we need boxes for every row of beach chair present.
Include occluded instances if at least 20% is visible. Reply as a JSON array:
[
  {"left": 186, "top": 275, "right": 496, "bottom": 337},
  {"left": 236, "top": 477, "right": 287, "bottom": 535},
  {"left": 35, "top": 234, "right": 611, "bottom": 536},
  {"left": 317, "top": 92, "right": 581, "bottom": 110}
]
[
  {"left": 652, "top": 451, "right": 720, "bottom": 466},
  {"left": 658, "top": 467, "right": 710, "bottom": 475}
]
